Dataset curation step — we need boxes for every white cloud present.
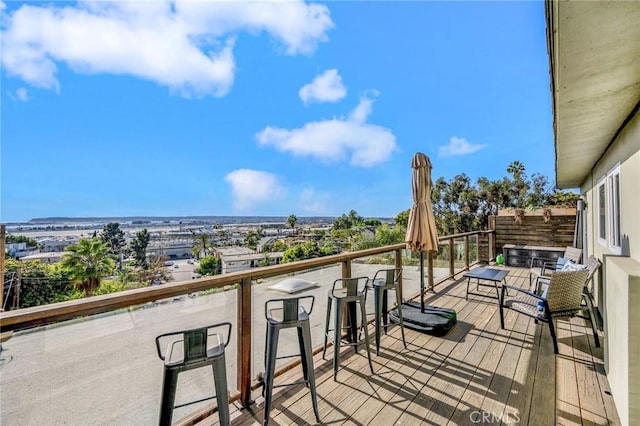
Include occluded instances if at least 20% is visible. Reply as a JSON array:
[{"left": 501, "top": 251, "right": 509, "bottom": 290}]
[
  {"left": 7, "top": 87, "right": 29, "bottom": 101},
  {"left": 0, "top": 1, "right": 333, "bottom": 97},
  {"left": 298, "top": 188, "right": 329, "bottom": 214},
  {"left": 256, "top": 94, "right": 397, "bottom": 167},
  {"left": 348, "top": 90, "right": 378, "bottom": 123},
  {"left": 225, "top": 169, "right": 284, "bottom": 210},
  {"left": 15, "top": 87, "right": 29, "bottom": 101},
  {"left": 438, "top": 136, "right": 487, "bottom": 157},
  {"left": 299, "top": 69, "right": 346, "bottom": 104}
]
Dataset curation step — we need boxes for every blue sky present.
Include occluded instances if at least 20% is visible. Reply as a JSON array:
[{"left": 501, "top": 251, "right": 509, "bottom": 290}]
[{"left": 1, "top": 1, "right": 554, "bottom": 222}]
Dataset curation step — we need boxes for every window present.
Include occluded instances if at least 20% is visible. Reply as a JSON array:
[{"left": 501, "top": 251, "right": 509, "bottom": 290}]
[
  {"left": 597, "top": 165, "right": 622, "bottom": 253},
  {"left": 597, "top": 178, "right": 606, "bottom": 245},
  {"left": 607, "top": 166, "right": 621, "bottom": 253}
]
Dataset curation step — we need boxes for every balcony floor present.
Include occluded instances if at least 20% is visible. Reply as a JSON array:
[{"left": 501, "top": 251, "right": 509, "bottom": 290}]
[{"left": 196, "top": 267, "right": 620, "bottom": 426}]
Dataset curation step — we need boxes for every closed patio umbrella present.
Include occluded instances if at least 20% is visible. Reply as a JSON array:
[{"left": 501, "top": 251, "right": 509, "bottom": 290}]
[{"left": 405, "top": 152, "right": 439, "bottom": 312}]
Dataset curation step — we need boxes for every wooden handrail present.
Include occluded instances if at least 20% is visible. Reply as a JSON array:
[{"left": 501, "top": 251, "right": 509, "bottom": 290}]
[
  {"left": 0, "top": 230, "right": 496, "bottom": 330},
  {"left": 0, "top": 243, "right": 407, "bottom": 330},
  {"left": 0, "top": 229, "right": 494, "bottom": 409}
]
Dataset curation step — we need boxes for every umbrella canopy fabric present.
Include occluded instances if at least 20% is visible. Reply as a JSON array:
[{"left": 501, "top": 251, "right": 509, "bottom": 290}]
[{"left": 405, "top": 152, "right": 439, "bottom": 253}]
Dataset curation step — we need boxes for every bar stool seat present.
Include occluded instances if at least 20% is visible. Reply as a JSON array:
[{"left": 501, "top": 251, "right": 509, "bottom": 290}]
[
  {"left": 370, "top": 268, "right": 407, "bottom": 355},
  {"left": 155, "top": 322, "right": 231, "bottom": 426},
  {"left": 263, "top": 296, "right": 319, "bottom": 426},
  {"left": 323, "top": 277, "right": 374, "bottom": 380}
]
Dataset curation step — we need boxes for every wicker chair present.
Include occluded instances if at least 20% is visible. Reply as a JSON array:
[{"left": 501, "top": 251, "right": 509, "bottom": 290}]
[
  {"left": 500, "top": 269, "right": 591, "bottom": 354},
  {"left": 535, "top": 255, "right": 602, "bottom": 347},
  {"left": 528, "top": 246, "right": 582, "bottom": 289}
]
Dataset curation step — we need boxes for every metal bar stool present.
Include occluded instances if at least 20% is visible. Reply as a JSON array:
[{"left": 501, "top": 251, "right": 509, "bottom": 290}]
[
  {"left": 155, "top": 322, "right": 231, "bottom": 426},
  {"left": 263, "top": 296, "right": 319, "bottom": 426},
  {"left": 322, "top": 277, "right": 374, "bottom": 380},
  {"left": 371, "top": 268, "right": 407, "bottom": 355}
]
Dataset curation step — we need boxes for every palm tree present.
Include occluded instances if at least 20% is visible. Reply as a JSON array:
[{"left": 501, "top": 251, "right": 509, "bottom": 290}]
[
  {"left": 287, "top": 214, "right": 298, "bottom": 234},
  {"left": 192, "top": 233, "right": 212, "bottom": 260},
  {"left": 61, "top": 238, "right": 115, "bottom": 295},
  {"left": 507, "top": 160, "right": 526, "bottom": 181},
  {"left": 506, "top": 161, "right": 529, "bottom": 208}
]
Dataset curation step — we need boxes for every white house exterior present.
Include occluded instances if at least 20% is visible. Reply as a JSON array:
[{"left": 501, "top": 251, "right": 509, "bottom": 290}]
[{"left": 546, "top": 2, "right": 639, "bottom": 424}]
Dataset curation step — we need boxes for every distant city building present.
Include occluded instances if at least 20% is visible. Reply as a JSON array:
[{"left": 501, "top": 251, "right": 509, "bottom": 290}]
[
  {"left": 20, "top": 252, "right": 67, "bottom": 264},
  {"left": 219, "top": 252, "right": 284, "bottom": 274}
]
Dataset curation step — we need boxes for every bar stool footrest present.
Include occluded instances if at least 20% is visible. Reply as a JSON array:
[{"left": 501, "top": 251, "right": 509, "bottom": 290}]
[{"left": 174, "top": 395, "right": 216, "bottom": 409}]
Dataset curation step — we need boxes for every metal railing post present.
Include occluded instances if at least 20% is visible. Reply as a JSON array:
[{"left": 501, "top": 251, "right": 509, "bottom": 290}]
[
  {"left": 465, "top": 235, "right": 470, "bottom": 269},
  {"left": 428, "top": 252, "right": 434, "bottom": 292},
  {"left": 395, "top": 249, "right": 403, "bottom": 301},
  {"left": 237, "top": 277, "right": 252, "bottom": 407},
  {"left": 489, "top": 216, "right": 496, "bottom": 261},
  {"left": 449, "top": 240, "right": 455, "bottom": 278}
]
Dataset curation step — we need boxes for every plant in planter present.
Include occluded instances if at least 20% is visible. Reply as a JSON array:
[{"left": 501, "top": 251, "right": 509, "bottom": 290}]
[{"left": 514, "top": 209, "right": 525, "bottom": 224}]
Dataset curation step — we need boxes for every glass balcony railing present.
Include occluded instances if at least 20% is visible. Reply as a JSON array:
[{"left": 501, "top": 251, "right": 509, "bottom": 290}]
[{"left": 0, "top": 230, "right": 494, "bottom": 425}]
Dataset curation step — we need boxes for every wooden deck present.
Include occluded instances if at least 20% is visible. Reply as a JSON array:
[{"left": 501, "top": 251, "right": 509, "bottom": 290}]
[{"left": 196, "top": 267, "right": 620, "bottom": 425}]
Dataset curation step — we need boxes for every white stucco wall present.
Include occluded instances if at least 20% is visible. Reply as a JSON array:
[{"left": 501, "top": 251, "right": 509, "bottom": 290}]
[
  {"left": 582, "top": 112, "right": 640, "bottom": 264},
  {"left": 581, "top": 111, "right": 640, "bottom": 426},
  {"left": 604, "top": 257, "right": 640, "bottom": 426}
]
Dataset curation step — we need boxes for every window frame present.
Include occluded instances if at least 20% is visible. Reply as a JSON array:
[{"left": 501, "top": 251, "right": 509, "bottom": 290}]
[
  {"left": 606, "top": 164, "right": 622, "bottom": 254},
  {"left": 597, "top": 176, "right": 607, "bottom": 247}
]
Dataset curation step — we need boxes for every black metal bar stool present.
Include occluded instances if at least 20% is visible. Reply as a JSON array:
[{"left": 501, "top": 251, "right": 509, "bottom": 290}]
[
  {"left": 370, "top": 268, "right": 407, "bottom": 355},
  {"left": 322, "top": 277, "right": 374, "bottom": 380},
  {"left": 263, "top": 296, "right": 319, "bottom": 426},
  {"left": 155, "top": 322, "right": 231, "bottom": 426}
]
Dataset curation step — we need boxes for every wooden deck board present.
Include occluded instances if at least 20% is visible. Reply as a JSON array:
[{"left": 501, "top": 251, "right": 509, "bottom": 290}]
[
  {"left": 376, "top": 286, "right": 496, "bottom": 425},
  {"left": 555, "top": 319, "right": 582, "bottom": 426},
  {"left": 344, "top": 294, "right": 475, "bottom": 425},
  {"left": 194, "top": 267, "right": 620, "bottom": 426},
  {"left": 502, "top": 314, "right": 541, "bottom": 426},
  {"left": 568, "top": 315, "right": 612, "bottom": 425}
]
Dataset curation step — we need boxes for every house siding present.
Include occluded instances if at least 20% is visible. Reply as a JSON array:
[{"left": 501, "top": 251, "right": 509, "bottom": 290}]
[{"left": 581, "top": 110, "right": 640, "bottom": 426}]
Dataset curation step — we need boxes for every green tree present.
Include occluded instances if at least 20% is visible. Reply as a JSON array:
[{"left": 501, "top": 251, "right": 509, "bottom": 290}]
[
  {"left": 282, "top": 240, "right": 331, "bottom": 263},
  {"left": 506, "top": 160, "right": 530, "bottom": 208},
  {"left": 526, "top": 173, "right": 550, "bottom": 207},
  {"left": 394, "top": 209, "right": 410, "bottom": 230},
  {"left": 351, "top": 223, "right": 405, "bottom": 250},
  {"left": 134, "top": 256, "right": 173, "bottom": 285},
  {"left": 262, "top": 239, "right": 288, "bottom": 253},
  {"left": 259, "top": 253, "right": 271, "bottom": 267},
  {"left": 192, "top": 233, "right": 212, "bottom": 260},
  {"left": 61, "top": 238, "right": 115, "bottom": 295},
  {"left": 272, "top": 240, "right": 288, "bottom": 252},
  {"left": 5, "top": 235, "right": 38, "bottom": 247},
  {"left": 429, "top": 162, "right": 580, "bottom": 235},
  {"left": 333, "top": 209, "right": 364, "bottom": 231},
  {"left": 129, "top": 229, "right": 150, "bottom": 269},
  {"left": 287, "top": 214, "right": 298, "bottom": 233},
  {"left": 2, "top": 258, "right": 75, "bottom": 308},
  {"left": 100, "top": 222, "right": 126, "bottom": 268},
  {"left": 197, "top": 255, "right": 222, "bottom": 276},
  {"left": 374, "top": 224, "right": 405, "bottom": 246},
  {"left": 244, "top": 229, "right": 261, "bottom": 251},
  {"left": 432, "top": 174, "right": 481, "bottom": 235}
]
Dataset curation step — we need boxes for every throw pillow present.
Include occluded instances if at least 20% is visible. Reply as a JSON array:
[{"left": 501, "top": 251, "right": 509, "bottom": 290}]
[
  {"left": 555, "top": 257, "right": 571, "bottom": 270},
  {"left": 561, "top": 261, "right": 587, "bottom": 272}
]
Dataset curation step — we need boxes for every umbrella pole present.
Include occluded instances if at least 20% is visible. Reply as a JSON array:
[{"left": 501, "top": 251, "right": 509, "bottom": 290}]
[{"left": 420, "top": 252, "right": 425, "bottom": 313}]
